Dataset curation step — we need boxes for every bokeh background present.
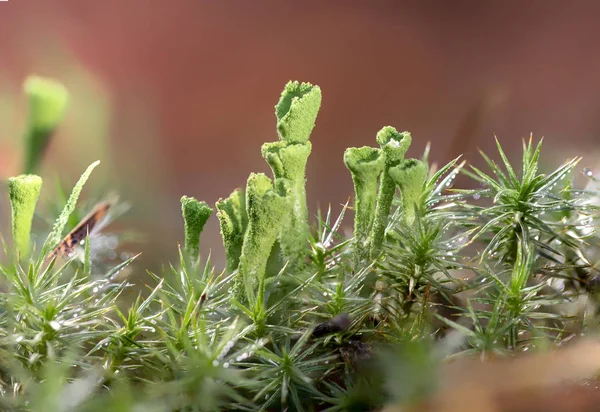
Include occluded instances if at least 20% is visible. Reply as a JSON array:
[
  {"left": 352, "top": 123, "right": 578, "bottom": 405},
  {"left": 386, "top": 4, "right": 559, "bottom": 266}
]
[{"left": 1, "top": 0, "right": 600, "bottom": 268}]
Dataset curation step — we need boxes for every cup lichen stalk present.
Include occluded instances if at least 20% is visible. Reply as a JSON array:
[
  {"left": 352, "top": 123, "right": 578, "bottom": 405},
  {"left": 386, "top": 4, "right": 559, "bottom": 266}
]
[
  {"left": 261, "top": 81, "right": 321, "bottom": 270},
  {"left": 8, "top": 174, "right": 43, "bottom": 258},
  {"left": 389, "top": 159, "right": 428, "bottom": 226},
  {"left": 343, "top": 146, "right": 384, "bottom": 264},
  {"left": 233, "top": 173, "right": 288, "bottom": 306},
  {"left": 181, "top": 196, "right": 213, "bottom": 264},
  {"left": 216, "top": 188, "right": 248, "bottom": 274},
  {"left": 369, "top": 127, "right": 412, "bottom": 258},
  {"left": 22, "top": 76, "right": 70, "bottom": 174}
]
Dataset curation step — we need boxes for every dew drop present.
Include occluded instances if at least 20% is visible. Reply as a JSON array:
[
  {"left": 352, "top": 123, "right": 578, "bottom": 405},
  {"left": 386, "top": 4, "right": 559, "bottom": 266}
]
[
  {"left": 583, "top": 168, "right": 594, "bottom": 178},
  {"left": 473, "top": 193, "right": 481, "bottom": 200}
]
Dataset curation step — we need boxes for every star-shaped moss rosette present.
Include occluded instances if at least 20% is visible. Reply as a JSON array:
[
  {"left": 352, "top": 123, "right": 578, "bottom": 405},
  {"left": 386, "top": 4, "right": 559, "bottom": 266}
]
[
  {"left": 261, "top": 81, "right": 322, "bottom": 271},
  {"left": 181, "top": 196, "right": 213, "bottom": 264},
  {"left": 8, "top": 174, "right": 43, "bottom": 258},
  {"left": 233, "top": 173, "right": 289, "bottom": 306},
  {"left": 344, "top": 146, "right": 385, "bottom": 264},
  {"left": 369, "top": 126, "right": 412, "bottom": 258},
  {"left": 22, "top": 76, "right": 70, "bottom": 174},
  {"left": 216, "top": 188, "right": 248, "bottom": 274}
]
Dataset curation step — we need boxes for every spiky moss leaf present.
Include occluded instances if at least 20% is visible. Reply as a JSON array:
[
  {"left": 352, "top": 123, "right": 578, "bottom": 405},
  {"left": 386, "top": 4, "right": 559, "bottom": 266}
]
[
  {"left": 234, "top": 173, "right": 288, "bottom": 306},
  {"left": 39, "top": 161, "right": 100, "bottom": 260},
  {"left": 344, "top": 146, "right": 384, "bottom": 263},
  {"left": 275, "top": 81, "right": 322, "bottom": 143},
  {"left": 216, "top": 188, "right": 248, "bottom": 273},
  {"left": 23, "top": 76, "right": 70, "bottom": 174},
  {"left": 8, "top": 174, "right": 43, "bottom": 257},
  {"left": 181, "top": 196, "right": 213, "bottom": 263},
  {"left": 370, "top": 127, "right": 412, "bottom": 258},
  {"left": 389, "top": 159, "right": 428, "bottom": 225},
  {"left": 262, "top": 140, "right": 312, "bottom": 270}
]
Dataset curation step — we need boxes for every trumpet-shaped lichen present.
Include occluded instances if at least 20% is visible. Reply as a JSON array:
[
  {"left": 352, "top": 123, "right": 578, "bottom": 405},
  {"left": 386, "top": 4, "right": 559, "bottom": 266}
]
[
  {"left": 389, "top": 159, "right": 428, "bottom": 225},
  {"left": 262, "top": 140, "right": 311, "bottom": 269},
  {"left": 22, "top": 76, "right": 70, "bottom": 174},
  {"left": 260, "top": 81, "right": 321, "bottom": 270},
  {"left": 234, "top": 173, "right": 288, "bottom": 306},
  {"left": 369, "top": 127, "right": 412, "bottom": 258},
  {"left": 8, "top": 174, "right": 43, "bottom": 257},
  {"left": 181, "top": 196, "right": 213, "bottom": 263},
  {"left": 275, "top": 81, "right": 322, "bottom": 143},
  {"left": 216, "top": 188, "right": 248, "bottom": 273},
  {"left": 344, "top": 146, "right": 384, "bottom": 263}
]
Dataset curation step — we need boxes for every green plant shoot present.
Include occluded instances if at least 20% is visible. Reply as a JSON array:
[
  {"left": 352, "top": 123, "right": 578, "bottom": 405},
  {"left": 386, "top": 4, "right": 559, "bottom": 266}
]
[
  {"left": 344, "top": 146, "right": 384, "bottom": 263},
  {"left": 22, "top": 76, "right": 70, "bottom": 174},
  {"left": 8, "top": 174, "right": 43, "bottom": 257},
  {"left": 181, "top": 196, "right": 213, "bottom": 264}
]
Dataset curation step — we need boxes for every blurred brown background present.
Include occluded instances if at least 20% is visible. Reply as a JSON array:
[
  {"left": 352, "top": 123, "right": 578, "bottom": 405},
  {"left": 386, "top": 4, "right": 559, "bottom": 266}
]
[{"left": 1, "top": 0, "right": 600, "bottom": 267}]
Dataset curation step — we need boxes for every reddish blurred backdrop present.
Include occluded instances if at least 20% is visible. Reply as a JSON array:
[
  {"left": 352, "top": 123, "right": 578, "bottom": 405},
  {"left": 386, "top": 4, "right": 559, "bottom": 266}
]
[{"left": 1, "top": 0, "right": 600, "bottom": 267}]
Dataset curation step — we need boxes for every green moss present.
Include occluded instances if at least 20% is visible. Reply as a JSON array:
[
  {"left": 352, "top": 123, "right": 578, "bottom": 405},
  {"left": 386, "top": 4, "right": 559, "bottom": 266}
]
[
  {"left": 8, "top": 174, "right": 43, "bottom": 257},
  {"left": 216, "top": 188, "right": 248, "bottom": 273},
  {"left": 370, "top": 127, "right": 412, "bottom": 258},
  {"left": 344, "top": 146, "right": 384, "bottom": 264},
  {"left": 181, "top": 196, "right": 213, "bottom": 263},
  {"left": 389, "top": 159, "right": 428, "bottom": 225},
  {"left": 23, "top": 76, "right": 70, "bottom": 174},
  {"left": 275, "top": 81, "right": 322, "bottom": 144}
]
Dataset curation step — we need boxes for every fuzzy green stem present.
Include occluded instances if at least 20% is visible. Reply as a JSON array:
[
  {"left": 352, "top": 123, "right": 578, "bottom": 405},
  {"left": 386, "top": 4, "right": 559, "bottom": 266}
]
[
  {"left": 343, "top": 146, "right": 384, "bottom": 263},
  {"left": 389, "top": 159, "right": 428, "bottom": 226},
  {"left": 262, "top": 141, "right": 311, "bottom": 269},
  {"left": 216, "top": 189, "right": 248, "bottom": 273},
  {"left": 181, "top": 196, "right": 213, "bottom": 263},
  {"left": 22, "top": 76, "right": 70, "bottom": 174},
  {"left": 369, "top": 127, "right": 412, "bottom": 258},
  {"left": 275, "top": 81, "right": 322, "bottom": 143},
  {"left": 8, "top": 174, "right": 43, "bottom": 257},
  {"left": 234, "top": 173, "right": 288, "bottom": 306}
]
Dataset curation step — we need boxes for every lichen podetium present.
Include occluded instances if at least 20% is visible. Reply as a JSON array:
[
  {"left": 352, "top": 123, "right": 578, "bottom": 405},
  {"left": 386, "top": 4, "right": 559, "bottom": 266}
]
[
  {"left": 233, "top": 173, "right": 288, "bottom": 306},
  {"left": 262, "top": 81, "right": 322, "bottom": 271},
  {"left": 22, "top": 76, "right": 70, "bottom": 174},
  {"left": 216, "top": 188, "right": 248, "bottom": 274},
  {"left": 369, "top": 126, "right": 412, "bottom": 259},
  {"left": 8, "top": 174, "right": 43, "bottom": 258},
  {"left": 344, "top": 146, "right": 384, "bottom": 264},
  {"left": 181, "top": 196, "right": 213, "bottom": 264},
  {"left": 389, "top": 159, "right": 428, "bottom": 226}
]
